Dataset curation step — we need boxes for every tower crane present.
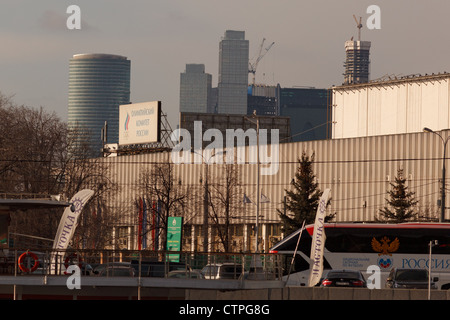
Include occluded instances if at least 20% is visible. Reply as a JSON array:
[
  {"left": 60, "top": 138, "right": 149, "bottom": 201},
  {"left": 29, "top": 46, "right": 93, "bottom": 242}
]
[
  {"left": 248, "top": 38, "right": 275, "bottom": 85},
  {"left": 353, "top": 15, "right": 363, "bottom": 41}
]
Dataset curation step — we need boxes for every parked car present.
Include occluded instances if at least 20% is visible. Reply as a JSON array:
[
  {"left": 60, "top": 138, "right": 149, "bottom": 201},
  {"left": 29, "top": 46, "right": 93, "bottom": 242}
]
[
  {"left": 96, "top": 265, "right": 135, "bottom": 277},
  {"left": 92, "top": 262, "right": 132, "bottom": 276},
  {"left": 130, "top": 259, "right": 190, "bottom": 277},
  {"left": 385, "top": 268, "right": 437, "bottom": 289},
  {"left": 320, "top": 270, "right": 367, "bottom": 287},
  {"left": 201, "top": 263, "right": 244, "bottom": 280},
  {"left": 168, "top": 270, "right": 204, "bottom": 279}
]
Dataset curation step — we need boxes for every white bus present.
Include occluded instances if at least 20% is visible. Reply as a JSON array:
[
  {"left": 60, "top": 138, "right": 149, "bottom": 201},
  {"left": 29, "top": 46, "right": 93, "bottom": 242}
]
[{"left": 270, "top": 222, "right": 450, "bottom": 289}]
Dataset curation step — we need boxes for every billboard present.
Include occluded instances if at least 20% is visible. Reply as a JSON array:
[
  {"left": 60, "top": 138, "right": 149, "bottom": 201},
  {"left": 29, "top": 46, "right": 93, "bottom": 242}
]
[{"left": 119, "top": 101, "right": 161, "bottom": 145}]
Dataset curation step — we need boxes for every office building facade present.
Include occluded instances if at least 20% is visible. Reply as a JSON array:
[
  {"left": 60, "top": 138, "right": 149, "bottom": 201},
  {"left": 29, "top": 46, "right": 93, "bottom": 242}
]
[
  {"left": 68, "top": 53, "right": 131, "bottom": 156},
  {"left": 179, "top": 64, "right": 213, "bottom": 113},
  {"left": 278, "top": 87, "right": 331, "bottom": 142},
  {"left": 218, "top": 30, "right": 249, "bottom": 114}
]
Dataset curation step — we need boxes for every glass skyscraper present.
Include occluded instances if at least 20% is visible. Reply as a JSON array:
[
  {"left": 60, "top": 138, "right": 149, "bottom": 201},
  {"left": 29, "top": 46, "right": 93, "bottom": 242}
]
[
  {"left": 278, "top": 87, "right": 331, "bottom": 142},
  {"left": 218, "top": 30, "right": 249, "bottom": 114},
  {"left": 179, "top": 64, "right": 213, "bottom": 113},
  {"left": 68, "top": 53, "right": 131, "bottom": 156}
]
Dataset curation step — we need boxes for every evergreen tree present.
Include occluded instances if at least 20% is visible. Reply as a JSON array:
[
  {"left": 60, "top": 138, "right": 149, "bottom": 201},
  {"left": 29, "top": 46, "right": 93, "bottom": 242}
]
[
  {"left": 278, "top": 151, "right": 332, "bottom": 235},
  {"left": 378, "top": 168, "right": 418, "bottom": 223}
]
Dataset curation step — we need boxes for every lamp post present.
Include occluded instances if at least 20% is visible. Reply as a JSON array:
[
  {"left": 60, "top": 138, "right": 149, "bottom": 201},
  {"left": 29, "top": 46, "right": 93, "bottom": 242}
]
[
  {"left": 191, "top": 149, "right": 226, "bottom": 252},
  {"left": 423, "top": 127, "right": 450, "bottom": 222},
  {"left": 428, "top": 240, "right": 438, "bottom": 300},
  {"left": 245, "top": 111, "right": 260, "bottom": 253}
]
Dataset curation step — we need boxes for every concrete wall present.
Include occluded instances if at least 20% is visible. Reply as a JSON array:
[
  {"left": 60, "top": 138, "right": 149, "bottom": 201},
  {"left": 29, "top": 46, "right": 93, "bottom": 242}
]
[
  {"left": 186, "top": 287, "right": 450, "bottom": 300},
  {"left": 2, "top": 284, "right": 449, "bottom": 300}
]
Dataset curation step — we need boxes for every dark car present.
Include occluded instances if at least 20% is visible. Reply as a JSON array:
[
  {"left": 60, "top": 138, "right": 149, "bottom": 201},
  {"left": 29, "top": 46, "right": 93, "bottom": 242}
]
[
  {"left": 385, "top": 268, "right": 438, "bottom": 289},
  {"left": 130, "top": 259, "right": 190, "bottom": 277},
  {"left": 201, "top": 263, "right": 244, "bottom": 280},
  {"left": 97, "top": 265, "right": 135, "bottom": 277},
  {"left": 320, "top": 270, "right": 367, "bottom": 288}
]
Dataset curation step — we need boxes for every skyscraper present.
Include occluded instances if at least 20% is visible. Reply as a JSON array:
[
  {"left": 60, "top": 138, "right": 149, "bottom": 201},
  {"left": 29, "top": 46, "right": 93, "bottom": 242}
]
[
  {"left": 179, "top": 64, "right": 213, "bottom": 113},
  {"left": 343, "top": 40, "right": 371, "bottom": 85},
  {"left": 68, "top": 53, "right": 131, "bottom": 156},
  {"left": 218, "top": 30, "right": 249, "bottom": 114}
]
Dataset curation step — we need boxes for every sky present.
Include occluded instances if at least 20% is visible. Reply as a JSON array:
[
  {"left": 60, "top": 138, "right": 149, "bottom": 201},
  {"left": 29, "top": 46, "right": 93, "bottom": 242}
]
[{"left": 2, "top": 0, "right": 450, "bottom": 128}]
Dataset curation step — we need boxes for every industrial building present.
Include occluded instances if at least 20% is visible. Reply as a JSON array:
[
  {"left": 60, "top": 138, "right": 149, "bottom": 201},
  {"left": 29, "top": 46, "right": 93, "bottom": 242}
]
[
  {"left": 103, "top": 73, "right": 450, "bottom": 253},
  {"left": 100, "top": 126, "right": 448, "bottom": 252},
  {"left": 332, "top": 73, "right": 450, "bottom": 139}
]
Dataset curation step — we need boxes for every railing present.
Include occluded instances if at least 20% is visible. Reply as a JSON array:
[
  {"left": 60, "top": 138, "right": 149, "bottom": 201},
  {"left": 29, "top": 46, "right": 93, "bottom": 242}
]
[{"left": 0, "top": 249, "right": 284, "bottom": 281}]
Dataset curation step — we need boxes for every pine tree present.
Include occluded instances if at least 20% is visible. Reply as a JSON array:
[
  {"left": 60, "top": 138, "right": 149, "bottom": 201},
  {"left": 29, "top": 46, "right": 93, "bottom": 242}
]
[
  {"left": 378, "top": 168, "right": 418, "bottom": 223},
  {"left": 278, "top": 151, "right": 332, "bottom": 235}
]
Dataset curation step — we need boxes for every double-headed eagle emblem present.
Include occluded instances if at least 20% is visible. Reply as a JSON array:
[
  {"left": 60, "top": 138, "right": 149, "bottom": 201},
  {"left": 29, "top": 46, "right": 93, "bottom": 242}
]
[{"left": 371, "top": 236, "right": 400, "bottom": 256}]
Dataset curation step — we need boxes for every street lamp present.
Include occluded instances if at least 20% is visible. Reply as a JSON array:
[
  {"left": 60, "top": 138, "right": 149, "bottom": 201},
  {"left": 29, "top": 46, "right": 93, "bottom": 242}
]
[
  {"left": 428, "top": 240, "right": 438, "bottom": 300},
  {"left": 245, "top": 111, "right": 261, "bottom": 253},
  {"left": 191, "top": 148, "right": 226, "bottom": 252},
  {"left": 423, "top": 127, "right": 450, "bottom": 222}
]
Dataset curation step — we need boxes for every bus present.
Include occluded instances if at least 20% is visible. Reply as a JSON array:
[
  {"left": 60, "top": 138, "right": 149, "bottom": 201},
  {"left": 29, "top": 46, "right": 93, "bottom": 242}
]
[{"left": 269, "top": 222, "right": 450, "bottom": 289}]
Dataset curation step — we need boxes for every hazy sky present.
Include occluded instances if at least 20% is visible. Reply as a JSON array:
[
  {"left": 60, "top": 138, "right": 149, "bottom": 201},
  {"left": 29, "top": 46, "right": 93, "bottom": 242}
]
[{"left": 2, "top": 0, "right": 450, "bottom": 128}]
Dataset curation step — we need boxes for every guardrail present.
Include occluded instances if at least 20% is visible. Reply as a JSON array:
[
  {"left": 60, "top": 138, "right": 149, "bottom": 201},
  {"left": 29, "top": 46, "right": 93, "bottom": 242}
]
[{"left": 0, "top": 249, "right": 284, "bottom": 281}]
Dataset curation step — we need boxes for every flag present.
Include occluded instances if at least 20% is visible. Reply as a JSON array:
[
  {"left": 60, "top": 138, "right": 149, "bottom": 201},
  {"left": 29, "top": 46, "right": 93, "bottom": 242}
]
[
  {"left": 142, "top": 198, "right": 147, "bottom": 249},
  {"left": 260, "top": 193, "right": 270, "bottom": 203},
  {"left": 308, "top": 188, "right": 331, "bottom": 287},
  {"left": 138, "top": 197, "right": 143, "bottom": 250},
  {"left": 243, "top": 193, "right": 252, "bottom": 204}
]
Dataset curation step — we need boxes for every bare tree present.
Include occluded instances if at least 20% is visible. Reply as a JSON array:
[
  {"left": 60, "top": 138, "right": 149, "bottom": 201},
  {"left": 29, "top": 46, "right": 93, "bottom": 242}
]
[
  {"left": 0, "top": 93, "right": 118, "bottom": 249},
  {"left": 59, "top": 125, "right": 119, "bottom": 249},
  {"left": 207, "top": 164, "right": 243, "bottom": 252},
  {"left": 0, "top": 98, "right": 67, "bottom": 195},
  {"left": 138, "top": 161, "right": 190, "bottom": 250}
]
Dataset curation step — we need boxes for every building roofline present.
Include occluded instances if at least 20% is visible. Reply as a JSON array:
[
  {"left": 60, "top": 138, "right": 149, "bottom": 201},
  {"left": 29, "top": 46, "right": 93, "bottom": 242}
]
[
  {"left": 333, "top": 72, "right": 450, "bottom": 91},
  {"left": 72, "top": 53, "right": 128, "bottom": 60}
]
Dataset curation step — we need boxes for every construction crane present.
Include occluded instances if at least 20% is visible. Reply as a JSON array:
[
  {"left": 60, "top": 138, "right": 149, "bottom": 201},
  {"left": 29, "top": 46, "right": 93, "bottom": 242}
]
[
  {"left": 248, "top": 38, "right": 275, "bottom": 85},
  {"left": 353, "top": 15, "right": 363, "bottom": 41}
]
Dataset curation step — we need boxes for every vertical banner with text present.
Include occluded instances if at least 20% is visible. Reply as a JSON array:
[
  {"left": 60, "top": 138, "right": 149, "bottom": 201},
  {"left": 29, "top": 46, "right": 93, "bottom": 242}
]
[
  {"left": 166, "top": 217, "right": 183, "bottom": 262},
  {"left": 308, "top": 188, "right": 331, "bottom": 287}
]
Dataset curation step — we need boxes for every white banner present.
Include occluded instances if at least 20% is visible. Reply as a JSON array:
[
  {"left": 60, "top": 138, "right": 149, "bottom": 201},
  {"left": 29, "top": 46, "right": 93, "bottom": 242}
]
[
  {"left": 308, "top": 188, "right": 331, "bottom": 287},
  {"left": 52, "top": 189, "right": 94, "bottom": 251}
]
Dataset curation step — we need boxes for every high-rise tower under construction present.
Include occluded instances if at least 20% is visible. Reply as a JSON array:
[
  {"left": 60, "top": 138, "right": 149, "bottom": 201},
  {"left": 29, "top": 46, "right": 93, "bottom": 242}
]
[{"left": 343, "top": 40, "right": 371, "bottom": 85}]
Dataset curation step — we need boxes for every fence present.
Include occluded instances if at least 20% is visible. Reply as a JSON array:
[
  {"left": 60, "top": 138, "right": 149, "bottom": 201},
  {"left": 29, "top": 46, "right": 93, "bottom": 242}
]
[{"left": 0, "top": 249, "right": 283, "bottom": 281}]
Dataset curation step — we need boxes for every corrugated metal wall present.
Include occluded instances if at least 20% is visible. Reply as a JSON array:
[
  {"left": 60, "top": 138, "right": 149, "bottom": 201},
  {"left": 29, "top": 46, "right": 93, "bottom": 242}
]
[
  {"left": 332, "top": 75, "right": 450, "bottom": 139},
  {"left": 102, "top": 129, "right": 450, "bottom": 249}
]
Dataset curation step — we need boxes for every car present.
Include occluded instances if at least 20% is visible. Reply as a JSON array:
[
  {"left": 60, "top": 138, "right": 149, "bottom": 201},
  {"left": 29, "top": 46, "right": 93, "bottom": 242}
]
[
  {"left": 130, "top": 260, "right": 190, "bottom": 277},
  {"left": 320, "top": 270, "right": 367, "bottom": 287},
  {"left": 92, "top": 262, "right": 132, "bottom": 275},
  {"left": 385, "top": 268, "right": 438, "bottom": 289},
  {"left": 168, "top": 270, "right": 204, "bottom": 279},
  {"left": 201, "top": 263, "right": 244, "bottom": 280},
  {"left": 96, "top": 265, "right": 135, "bottom": 277}
]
